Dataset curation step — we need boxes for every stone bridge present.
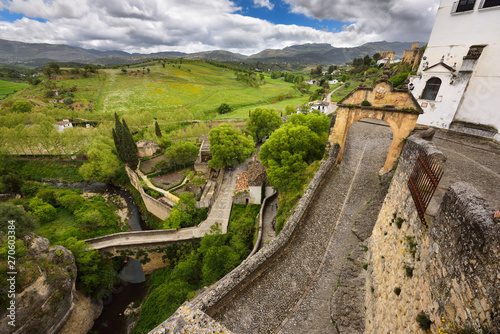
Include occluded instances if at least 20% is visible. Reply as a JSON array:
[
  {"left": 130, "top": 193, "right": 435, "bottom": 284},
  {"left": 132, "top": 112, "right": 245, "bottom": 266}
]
[{"left": 85, "top": 158, "right": 242, "bottom": 273}]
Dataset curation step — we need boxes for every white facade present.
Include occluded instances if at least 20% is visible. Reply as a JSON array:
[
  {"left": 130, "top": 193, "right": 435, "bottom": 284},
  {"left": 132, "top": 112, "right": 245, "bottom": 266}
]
[{"left": 409, "top": 0, "right": 500, "bottom": 142}]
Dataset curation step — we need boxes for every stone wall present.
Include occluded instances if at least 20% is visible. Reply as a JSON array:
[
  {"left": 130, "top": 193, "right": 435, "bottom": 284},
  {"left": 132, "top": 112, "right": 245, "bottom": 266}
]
[
  {"left": 125, "top": 165, "right": 172, "bottom": 220},
  {"left": 190, "top": 144, "right": 340, "bottom": 316},
  {"left": 365, "top": 136, "right": 499, "bottom": 334}
]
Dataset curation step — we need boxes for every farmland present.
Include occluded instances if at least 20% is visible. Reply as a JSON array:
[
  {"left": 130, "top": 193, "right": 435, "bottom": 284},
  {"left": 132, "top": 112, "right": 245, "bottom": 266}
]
[
  {"left": 1, "top": 61, "right": 311, "bottom": 128},
  {"left": 0, "top": 79, "right": 28, "bottom": 99}
]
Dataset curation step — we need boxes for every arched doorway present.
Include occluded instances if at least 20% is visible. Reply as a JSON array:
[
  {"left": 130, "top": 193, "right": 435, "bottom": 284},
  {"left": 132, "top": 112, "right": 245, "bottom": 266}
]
[{"left": 328, "top": 79, "right": 423, "bottom": 174}]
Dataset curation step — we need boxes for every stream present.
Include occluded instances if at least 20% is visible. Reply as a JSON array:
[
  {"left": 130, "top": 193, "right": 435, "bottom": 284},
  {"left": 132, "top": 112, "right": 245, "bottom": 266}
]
[{"left": 47, "top": 182, "right": 150, "bottom": 334}]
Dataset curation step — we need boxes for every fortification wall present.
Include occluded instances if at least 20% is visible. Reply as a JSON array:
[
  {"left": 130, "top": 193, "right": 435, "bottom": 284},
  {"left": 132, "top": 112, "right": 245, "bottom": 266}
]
[
  {"left": 365, "top": 136, "right": 499, "bottom": 333},
  {"left": 125, "top": 165, "right": 172, "bottom": 220}
]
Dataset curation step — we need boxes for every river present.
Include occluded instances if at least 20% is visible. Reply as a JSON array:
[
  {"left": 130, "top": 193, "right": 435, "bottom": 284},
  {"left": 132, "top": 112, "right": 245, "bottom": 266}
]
[{"left": 48, "top": 182, "right": 150, "bottom": 334}]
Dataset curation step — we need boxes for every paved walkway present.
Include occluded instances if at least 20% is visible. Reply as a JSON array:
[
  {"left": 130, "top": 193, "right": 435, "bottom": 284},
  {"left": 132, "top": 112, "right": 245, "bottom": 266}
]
[
  {"left": 212, "top": 121, "right": 393, "bottom": 333},
  {"left": 259, "top": 196, "right": 278, "bottom": 248},
  {"left": 86, "top": 163, "right": 246, "bottom": 250},
  {"left": 429, "top": 130, "right": 500, "bottom": 212}
]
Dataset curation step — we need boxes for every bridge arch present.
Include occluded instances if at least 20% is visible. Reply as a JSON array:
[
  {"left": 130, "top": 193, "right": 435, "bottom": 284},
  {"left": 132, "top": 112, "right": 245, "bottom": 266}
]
[{"left": 328, "top": 79, "right": 423, "bottom": 173}]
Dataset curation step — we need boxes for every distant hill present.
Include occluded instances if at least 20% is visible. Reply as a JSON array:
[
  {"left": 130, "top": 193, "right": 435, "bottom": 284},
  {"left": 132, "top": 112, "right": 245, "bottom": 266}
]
[
  {"left": 247, "top": 41, "right": 421, "bottom": 65},
  {"left": 0, "top": 38, "right": 423, "bottom": 66}
]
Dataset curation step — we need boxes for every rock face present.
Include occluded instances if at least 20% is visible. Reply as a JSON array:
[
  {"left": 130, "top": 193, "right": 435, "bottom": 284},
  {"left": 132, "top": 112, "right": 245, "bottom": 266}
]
[{"left": 0, "top": 234, "right": 77, "bottom": 334}]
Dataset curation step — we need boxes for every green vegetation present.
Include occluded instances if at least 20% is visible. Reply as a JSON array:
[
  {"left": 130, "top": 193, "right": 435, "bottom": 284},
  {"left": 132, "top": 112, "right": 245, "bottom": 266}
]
[
  {"left": 162, "top": 192, "right": 208, "bottom": 229},
  {"left": 259, "top": 112, "right": 329, "bottom": 193},
  {"left": 208, "top": 123, "right": 255, "bottom": 168},
  {"left": 133, "top": 204, "right": 260, "bottom": 333},
  {"left": 113, "top": 113, "right": 139, "bottom": 170},
  {"left": 0, "top": 79, "right": 28, "bottom": 99},
  {"left": 245, "top": 108, "right": 283, "bottom": 142}
]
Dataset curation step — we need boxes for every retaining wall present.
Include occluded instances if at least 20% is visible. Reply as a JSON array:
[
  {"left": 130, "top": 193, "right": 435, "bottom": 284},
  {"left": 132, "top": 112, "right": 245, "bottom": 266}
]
[
  {"left": 126, "top": 165, "right": 172, "bottom": 220},
  {"left": 365, "top": 136, "right": 499, "bottom": 333},
  {"left": 191, "top": 144, "right": 341, "bottom": 315}
]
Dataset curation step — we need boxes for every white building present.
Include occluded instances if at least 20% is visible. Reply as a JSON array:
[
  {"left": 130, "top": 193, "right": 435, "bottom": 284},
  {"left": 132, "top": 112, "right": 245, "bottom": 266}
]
[
  {"left": 409, "top": 0, "right": 500, "bottom": 142},
  {"left": 55, "top": 119, "right": 73, "bottom": 132}
]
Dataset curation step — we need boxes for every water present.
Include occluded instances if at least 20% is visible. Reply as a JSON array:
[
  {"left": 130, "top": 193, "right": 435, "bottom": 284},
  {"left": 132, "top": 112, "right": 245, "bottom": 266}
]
[{"left": 46, "top": 182, "right": 150, "bottom": 333}]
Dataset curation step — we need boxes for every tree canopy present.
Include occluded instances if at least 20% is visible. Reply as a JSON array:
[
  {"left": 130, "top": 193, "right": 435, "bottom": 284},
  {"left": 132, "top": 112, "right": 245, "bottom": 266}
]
[
  {"left": 79, "top": 135, "right": 122, "bottom": 183},
  {"left": 164, "top": 141, "right": 199, "bottom": 168},
  {"left": 113, "top": 113, "right": 139, "bottom": 170},
  {"left": 245, "top": 108, "right": 283, "bottom": 142},
  {"left": 11, "top": 100, "right": 33, "bottom": 113},
  {"left": 208, "top": 124, "right": 255, "bottom": 169},
  {"left": 259, "top": 113, "right": 330, "bottom": 191}
]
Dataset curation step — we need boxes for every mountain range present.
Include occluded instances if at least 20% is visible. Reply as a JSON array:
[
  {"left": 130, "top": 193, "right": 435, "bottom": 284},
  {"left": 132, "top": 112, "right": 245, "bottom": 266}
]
[{"left": 0, "top": 39, "right": 422, "bottom": 66}]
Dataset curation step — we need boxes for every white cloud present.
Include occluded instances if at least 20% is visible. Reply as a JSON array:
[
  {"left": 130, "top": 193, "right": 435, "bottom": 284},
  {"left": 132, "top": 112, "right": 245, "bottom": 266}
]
[
  {"left": 283, "top": 0, "right": 440, "bottom": 43},
  {"left": 253, "top": 0, "right": 274, "bottom": 10},
  {"left": 0, "top": 0, "right": 440, "bottom": 55}
]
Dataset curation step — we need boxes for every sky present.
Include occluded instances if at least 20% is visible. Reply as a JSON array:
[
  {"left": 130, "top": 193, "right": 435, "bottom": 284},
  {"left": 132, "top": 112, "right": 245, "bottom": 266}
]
[{"left": 0, "top": 0, "right": 440, "bottom": 55}]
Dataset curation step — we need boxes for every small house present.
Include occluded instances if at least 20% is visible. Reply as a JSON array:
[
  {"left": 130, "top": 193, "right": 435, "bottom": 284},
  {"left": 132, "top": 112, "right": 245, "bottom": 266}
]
[
  {"left": 136, "top": 140, "right": 160, "bottom": 158},
  {"left": 55, "top": 119, "right": 73, "bottom": 132}
]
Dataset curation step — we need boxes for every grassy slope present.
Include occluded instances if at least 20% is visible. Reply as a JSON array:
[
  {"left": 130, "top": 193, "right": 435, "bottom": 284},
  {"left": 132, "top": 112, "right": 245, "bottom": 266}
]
[
  {"left": 0, "top": 80, "right": 29, "bottom": 98},
  {"left": 95, "top": 63, "right": 301, "bottom": 121}
]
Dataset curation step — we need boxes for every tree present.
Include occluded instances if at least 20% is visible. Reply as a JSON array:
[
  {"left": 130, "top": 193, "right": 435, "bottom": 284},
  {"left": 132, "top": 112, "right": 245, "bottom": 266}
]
[
  {"left": 79, "top": 136, "right": 122, "bottom": 183},
  {"left": 217, "top": 103, "right": 232, "bottom": 114},
  {"left": 208, "top": 124, "right": 255, "bottom": 169},
  {"left": 11, "top": 100, "right": 33, "bottom": 113},
  {"left": 164, "top": 141, "right": 199, "bottom": 168},
  {"left": 0, "top": 173, "right": 23, "bottom": 193},
  {"left": 112, "top": 113, "right": 139, "bottom": 170},
  {"left": 61, "top": 237, "right": 119, "bottom": 300},
  {"left": 259, "top": 123, "right": 326, "bottom": 191},
  {"left": 245, "top": 108, "right": 283, "bottom": 142},
  {"left": 162, "top": 192, "right": 207, "bottom": 229},
  {"left": 28, "top": 197, "right": 57, "bottom": 224},
  {"left": 0, "top": 203, "right": 37, "bottom": 238},
  {"left": 287, "top": 112, "right": 331, "bottom": 142},
  {"left": 373, "top": 53, "right": 382, "bottom": 61},
  {"left": 154, "top": 120, "right": 162, "bottom": 137}
]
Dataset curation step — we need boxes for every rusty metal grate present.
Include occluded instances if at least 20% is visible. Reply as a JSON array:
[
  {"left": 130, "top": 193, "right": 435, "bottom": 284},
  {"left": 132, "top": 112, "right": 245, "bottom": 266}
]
[{"left": 408, "top": 149, "right": 445, "bottom": 226}]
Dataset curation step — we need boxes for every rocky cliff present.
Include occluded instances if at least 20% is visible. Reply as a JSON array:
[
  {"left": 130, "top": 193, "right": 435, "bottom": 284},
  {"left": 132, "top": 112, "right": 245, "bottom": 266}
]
[{"left": 0, "top": 234, "right": 77, "bottom": 334}]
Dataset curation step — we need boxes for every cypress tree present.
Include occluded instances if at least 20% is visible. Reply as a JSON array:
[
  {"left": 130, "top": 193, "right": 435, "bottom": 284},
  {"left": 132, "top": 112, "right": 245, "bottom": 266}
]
[
  {"left": 122, "top": 119, "right": 139, "bottom": 170},
  {"left": 113, "top": 113, "right": 126, "bottom": 162},
  {"left": 154, "top": 121, "right": 162, "bottom": 138}
]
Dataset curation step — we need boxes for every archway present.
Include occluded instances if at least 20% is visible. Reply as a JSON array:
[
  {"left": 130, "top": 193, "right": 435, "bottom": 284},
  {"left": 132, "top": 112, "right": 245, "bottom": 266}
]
[{"left": 328, "top": 79, "right": 423, "bottom": 174}]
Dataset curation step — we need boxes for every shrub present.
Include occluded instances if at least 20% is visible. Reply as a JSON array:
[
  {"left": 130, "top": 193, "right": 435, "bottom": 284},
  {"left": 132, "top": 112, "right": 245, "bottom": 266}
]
[
  {"left": 361, "top": 100, "right": 372, "bottom": 106},
  {"left": 217, "top": 103, "right": 232, "bottom": 114},
  {"left": 416, "top": 312, "right": 432, "bottom": 330},
  {"left": 12, "top": 100, "right": 33, "bottom": 113},
  {"left": 394, "top": 287, "right": 401, "bottom": 296},
  {"left": 405, "top": 265, "right": 414, "bottom": 277}
]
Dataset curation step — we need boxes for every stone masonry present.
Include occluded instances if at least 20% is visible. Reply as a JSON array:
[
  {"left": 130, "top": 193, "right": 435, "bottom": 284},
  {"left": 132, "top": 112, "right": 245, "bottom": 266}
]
[{"left": 365, "top": 135, "right": 499, "bottom": 333}]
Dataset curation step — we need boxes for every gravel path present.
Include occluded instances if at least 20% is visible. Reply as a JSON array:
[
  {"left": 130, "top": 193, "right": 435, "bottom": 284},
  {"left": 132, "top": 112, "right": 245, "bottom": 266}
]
[{"left": 212, "top": 121, "right": 393, "bottom": 333}]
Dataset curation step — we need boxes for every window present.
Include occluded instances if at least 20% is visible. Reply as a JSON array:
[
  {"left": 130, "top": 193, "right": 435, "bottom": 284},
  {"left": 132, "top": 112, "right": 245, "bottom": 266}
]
[
  {"left": 421, "top": 78, "right": 442, "bottom": 100},
  {"left": 481, "top": 0, "right": 500, "bottom": 8},
  {"left": 452, "top": 0, "right": 476, "bottom": 12}
]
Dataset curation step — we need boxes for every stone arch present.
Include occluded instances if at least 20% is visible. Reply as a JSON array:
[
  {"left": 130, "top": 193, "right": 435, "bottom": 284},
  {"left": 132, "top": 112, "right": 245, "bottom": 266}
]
[{"left": 328, "top": 80, "right": 423, "bottom": 174}]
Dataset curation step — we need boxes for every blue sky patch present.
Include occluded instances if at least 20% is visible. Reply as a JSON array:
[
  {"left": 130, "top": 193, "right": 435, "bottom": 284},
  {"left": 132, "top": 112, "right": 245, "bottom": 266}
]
[
  {"left": 232, "top": 0, "right": 351, "bottom": 32},
  {"left": 0, "top": 9, "right": 48, "bottom": 23}
]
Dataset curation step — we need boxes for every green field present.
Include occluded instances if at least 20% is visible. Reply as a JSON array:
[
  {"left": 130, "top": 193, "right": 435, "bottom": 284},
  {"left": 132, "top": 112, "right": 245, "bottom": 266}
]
[
  {"left": 0, "top": 80, "right": 28, "bottom": 98},
  {"left": 1, "top": 62, "right": 311, "bottom": 125},
  {"left": 95, "top": 63, "right": 303, "bottom": 121}
]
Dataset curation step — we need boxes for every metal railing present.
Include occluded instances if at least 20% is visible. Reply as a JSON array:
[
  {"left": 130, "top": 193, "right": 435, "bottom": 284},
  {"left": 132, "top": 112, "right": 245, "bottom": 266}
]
[{"left": 408, "top": 149, "right": 447, "bottom": 226}]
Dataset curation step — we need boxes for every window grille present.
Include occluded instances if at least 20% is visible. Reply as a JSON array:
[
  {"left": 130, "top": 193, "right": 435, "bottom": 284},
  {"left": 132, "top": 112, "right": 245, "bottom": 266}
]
[
  {"left": 408, "top": 150, "right": 445, "bottom": 226},
  {"left": 421, "top": 78, "right": 441, "bottom": 100}
]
